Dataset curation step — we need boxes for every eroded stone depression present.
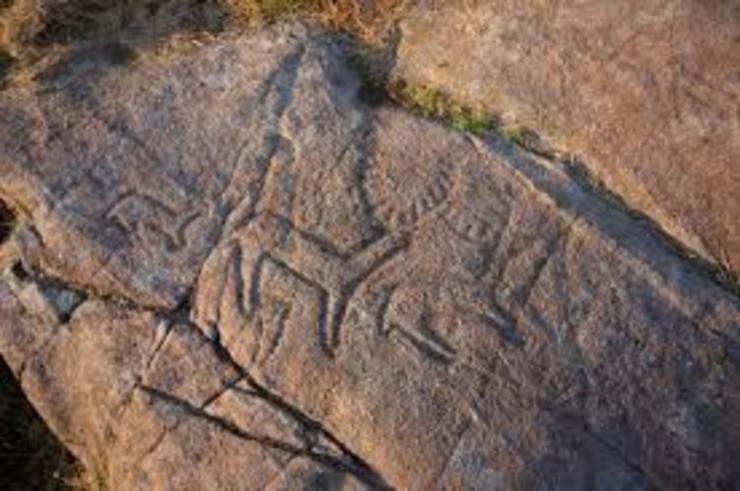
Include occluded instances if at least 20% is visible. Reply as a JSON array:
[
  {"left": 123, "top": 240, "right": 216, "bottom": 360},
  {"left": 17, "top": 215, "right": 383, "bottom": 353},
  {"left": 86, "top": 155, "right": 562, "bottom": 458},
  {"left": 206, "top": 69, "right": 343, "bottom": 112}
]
[{"left": 0, "top": 198, "right": 15, "bottom": 244}]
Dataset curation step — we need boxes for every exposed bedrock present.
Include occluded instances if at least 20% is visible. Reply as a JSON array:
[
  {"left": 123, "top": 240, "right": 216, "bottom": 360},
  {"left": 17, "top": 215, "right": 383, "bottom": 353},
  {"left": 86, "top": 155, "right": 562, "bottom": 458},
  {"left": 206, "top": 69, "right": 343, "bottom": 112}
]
[
  {"left": 0, "top": 24, "right": 739, "bottom": 490},
  {"left": 395, "top": 0, "right": 740, "bottom": 275}
]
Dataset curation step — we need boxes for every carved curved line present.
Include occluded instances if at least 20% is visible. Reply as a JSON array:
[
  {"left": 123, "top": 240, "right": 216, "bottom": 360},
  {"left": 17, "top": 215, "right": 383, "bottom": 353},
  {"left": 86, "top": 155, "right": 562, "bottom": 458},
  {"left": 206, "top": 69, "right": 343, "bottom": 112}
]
[
  {"left": 258, "top": 254, "right": 333, "bottom": 356},
  {"left": 265, "top": 302, "right": 290, "bottom": 361},
  {"left": 104, "top": 191, "right": 179, "bottom": 219},
  {"left": 394, "top": 326, "right": 456, "bottom": 366},
  {"left": 172, "top": 212, "right": 202, "bottom": 248},
  {"left": 328, "top": 234, "right": 410, "bottom": 350},
  {"left": 375, "top": 285, "right": 398, "bottom": 336}
]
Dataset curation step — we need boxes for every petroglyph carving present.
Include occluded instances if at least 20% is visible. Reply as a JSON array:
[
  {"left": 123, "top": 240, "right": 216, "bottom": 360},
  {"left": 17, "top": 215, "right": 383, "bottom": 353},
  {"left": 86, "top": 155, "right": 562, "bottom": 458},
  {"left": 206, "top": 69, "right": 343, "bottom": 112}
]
[
  {"left": 367, "top": 155, "right": 454, "bottom": 230},
  {"left": 106, "top": 191, "right": 202, "bottom": 251},
  {"left": 440, "top": 162, "right": 517, "bottom": 247},
  {"left": 371, "top": 258, "right": 524, "bottom": 370},
  {"left": 199, "top": 152, "right": 537, "bottom": 371},
  {"left": 2, "top": 28, "right": 739, "bottom": 491},
  {"left": 195, "top": 213, "right": 408, "bottom": 360}
]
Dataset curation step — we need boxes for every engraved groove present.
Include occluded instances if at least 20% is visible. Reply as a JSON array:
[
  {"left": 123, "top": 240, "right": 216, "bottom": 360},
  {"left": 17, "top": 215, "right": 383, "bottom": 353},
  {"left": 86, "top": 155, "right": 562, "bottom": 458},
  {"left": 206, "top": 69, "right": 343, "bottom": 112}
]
[
  {"left": 393, "top": 325, "right": 456, "bottom": 366},
  {"left": 105, "top": 191, "right": 201, "bottom": 251},
  {"left": 199, "top": 212, "right": 409, "bottom": 358},
  {"left": 367, "top": 157, "right": 455, "bottom": 231}
]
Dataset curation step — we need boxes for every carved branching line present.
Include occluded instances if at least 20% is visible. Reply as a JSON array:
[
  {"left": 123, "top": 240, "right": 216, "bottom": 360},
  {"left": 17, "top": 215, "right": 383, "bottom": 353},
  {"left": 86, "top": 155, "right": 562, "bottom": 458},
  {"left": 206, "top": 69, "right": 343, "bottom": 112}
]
[
  {"left": 189, "top": 46, "right": 307, "bottom": 311},
  {"left": 256, "top": 254, "right": 332, "bottom": 354},
  {"left": 104, "top": 191, "right": 202, "bottom": 252},
  {"left": 219, "top": 46, "right": 307, "bottom": 237},
  {"left": 328, "top": 233, "right": 410, "bottom": 350},
  {"left": 207, "top": 213, "right": 410, "bottom": 359}
]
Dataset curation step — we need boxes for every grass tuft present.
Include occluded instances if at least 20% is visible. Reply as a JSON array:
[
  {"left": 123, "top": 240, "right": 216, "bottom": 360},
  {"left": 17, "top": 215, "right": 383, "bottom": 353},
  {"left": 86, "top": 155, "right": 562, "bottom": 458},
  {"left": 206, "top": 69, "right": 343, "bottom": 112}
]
[
  {"left": 228, "top": 0, "right": 407, "bottom": 40},
  {"left": 389, "top": 81, "right": 501, "bottom": 134},
  {"left": 503, "top": 125, "right": 555, "bottom": 159}
]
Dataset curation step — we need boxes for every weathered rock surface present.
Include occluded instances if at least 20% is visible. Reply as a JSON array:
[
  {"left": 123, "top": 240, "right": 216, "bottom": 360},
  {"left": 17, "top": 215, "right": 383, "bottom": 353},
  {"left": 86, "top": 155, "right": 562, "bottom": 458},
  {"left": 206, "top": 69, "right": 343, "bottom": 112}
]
[
  {"left": 1, "top": 25, "right": 739, "bottom": 490},
  {"left": 395, "top": 0, "right": 740, "bottom": 274}
]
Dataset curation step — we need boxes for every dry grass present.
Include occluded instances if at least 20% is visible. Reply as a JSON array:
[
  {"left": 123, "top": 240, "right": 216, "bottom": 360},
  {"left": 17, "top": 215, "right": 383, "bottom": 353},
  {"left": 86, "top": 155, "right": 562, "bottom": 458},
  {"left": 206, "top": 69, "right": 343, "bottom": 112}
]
[
  {"left": 217, "top": 0, "right": 407, "bottom": 40},
  {"left": 0, "top": 0, "right": 229, "bottom": 62},
  {"left": 0, "top": 3, "right": 411, "bottom": 489},
  {"left": 0, "top": 0, "right": 408, "bottom": 65},
  {"left": 0, "top": 0, "right": 410, "bottom": 93}
]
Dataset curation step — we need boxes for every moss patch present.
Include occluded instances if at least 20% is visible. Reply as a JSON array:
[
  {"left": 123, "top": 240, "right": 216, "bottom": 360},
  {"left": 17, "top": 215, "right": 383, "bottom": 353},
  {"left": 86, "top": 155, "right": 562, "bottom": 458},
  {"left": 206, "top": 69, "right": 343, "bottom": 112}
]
[
  {"left": 389, "top": 81, "right": 501, "bottom": 134},
  {"left": 0, "top": 51, "right": 13, "bottom": 89},
  {"left": 503, "top": 125, "right": 555, "bottom": 159}
]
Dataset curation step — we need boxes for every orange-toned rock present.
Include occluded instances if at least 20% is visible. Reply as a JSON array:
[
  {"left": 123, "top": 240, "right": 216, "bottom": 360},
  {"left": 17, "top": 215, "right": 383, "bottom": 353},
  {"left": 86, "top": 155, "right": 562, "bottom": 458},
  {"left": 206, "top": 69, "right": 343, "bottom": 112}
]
[
  {"left": 396, "top": 0, "right": 740, "bottom": 274},
  {"left": 1, "top": 25, "right": 739, "bottom": 489}
]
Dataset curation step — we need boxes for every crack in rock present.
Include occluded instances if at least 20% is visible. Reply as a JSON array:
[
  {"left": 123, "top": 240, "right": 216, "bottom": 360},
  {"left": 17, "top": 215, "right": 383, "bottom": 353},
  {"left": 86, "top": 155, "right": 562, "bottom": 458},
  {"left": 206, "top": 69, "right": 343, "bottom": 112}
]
[
  {"left": 0, "top": 198, "right": 15, "bottom": 244},
  {"left": 1, "top": 25, "right": 739, "bottom": 491},
  {"left": 139, "top": 384, "right": 392, "bottom": 490}
]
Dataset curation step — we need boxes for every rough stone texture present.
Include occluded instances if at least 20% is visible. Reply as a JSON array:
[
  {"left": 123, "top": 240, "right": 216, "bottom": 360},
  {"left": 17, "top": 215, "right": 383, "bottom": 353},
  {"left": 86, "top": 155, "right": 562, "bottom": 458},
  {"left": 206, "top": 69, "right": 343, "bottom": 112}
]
[
  {"left": 1, "top": 26, "right": 740, "bottom": 490},
  {"left": 0, "top": 31, "right": 312, "bottom": 309},
  {"left": 394, "top": 0, "right": 740, "bottom": 274}
]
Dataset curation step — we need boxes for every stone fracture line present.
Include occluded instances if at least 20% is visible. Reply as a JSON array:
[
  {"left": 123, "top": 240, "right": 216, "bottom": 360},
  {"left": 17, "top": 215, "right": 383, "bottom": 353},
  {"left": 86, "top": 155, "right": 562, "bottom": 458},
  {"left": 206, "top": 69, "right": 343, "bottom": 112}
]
[
  {"left": 204, "top": 339, "right": 392, "bottom": 489},
  {"left": 139, "top": 383, "right": 392, "bottom": 490},
  {"left": 1, "top": 27, "right": 738, "bottom": 489},
  {"left": 130, "top": 375, "right": 248, "bottom": 470}
]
